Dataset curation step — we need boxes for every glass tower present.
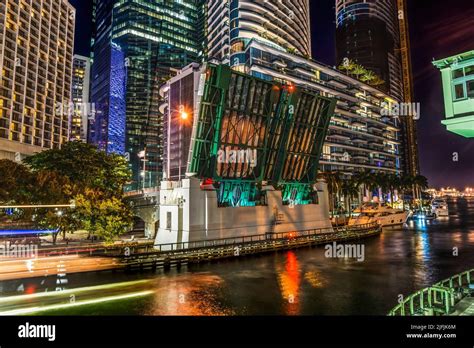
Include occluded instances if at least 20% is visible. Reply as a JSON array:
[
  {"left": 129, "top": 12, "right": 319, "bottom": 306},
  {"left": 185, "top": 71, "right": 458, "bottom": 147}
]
[
  {"left": 335, "top": 0, "right": 402, "bottom": 100},
  {"left": 335, "top": 0, "right": 420, "bottom": 176},
  {"left": 90, "top": 0, "right": 204, "bottom": 190}
]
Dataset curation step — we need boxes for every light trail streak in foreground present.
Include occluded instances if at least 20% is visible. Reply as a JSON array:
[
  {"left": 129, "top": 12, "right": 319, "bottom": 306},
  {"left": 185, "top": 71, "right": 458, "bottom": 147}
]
[
  {"left": 0, "top": 291, "right": 153, "bottom": 315},
  {"left": 0, "top": 280, "right": 154, "bottom": 315},
  {"left": 0, "top": 255, "right": 121, "bottom": 281}
]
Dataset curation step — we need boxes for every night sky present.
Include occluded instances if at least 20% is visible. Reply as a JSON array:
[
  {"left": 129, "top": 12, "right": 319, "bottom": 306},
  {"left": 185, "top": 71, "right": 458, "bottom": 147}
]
[{"left": 70, "top": 0, "right": 474, "bottom": 189}]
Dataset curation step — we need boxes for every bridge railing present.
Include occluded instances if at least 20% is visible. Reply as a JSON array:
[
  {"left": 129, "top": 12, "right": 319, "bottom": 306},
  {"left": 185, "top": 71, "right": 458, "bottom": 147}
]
[
  {"left": 151, "top": 223, "right": 379, "bottom": 253},
  {"left": 388, "top": 269, "right": 474, "bottom": 316},
  {"left": 123, "top": 187, "right": 160, "bottom": 198}
]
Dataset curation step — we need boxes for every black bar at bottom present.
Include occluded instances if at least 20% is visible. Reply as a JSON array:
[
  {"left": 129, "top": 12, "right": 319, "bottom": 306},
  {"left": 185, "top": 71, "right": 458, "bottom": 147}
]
[{"left": 0, "top": 316, "right": 473, "bottom": 346}]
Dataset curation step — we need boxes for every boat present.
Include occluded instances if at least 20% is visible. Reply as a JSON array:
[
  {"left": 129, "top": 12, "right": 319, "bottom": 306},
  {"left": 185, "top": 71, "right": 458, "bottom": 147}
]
[
  {"left": 349, "top": 202, "right": 409, "bottom": 227},
  {"left": 431, "top": 198, "right": 449, "bottom": 217},
  {"left": 411, "top": 209, "right": 436, "bottom": 220}
]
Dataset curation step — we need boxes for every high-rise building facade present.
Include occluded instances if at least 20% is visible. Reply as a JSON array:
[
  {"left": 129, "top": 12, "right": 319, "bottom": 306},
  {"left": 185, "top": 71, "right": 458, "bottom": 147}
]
[
  {"left": 0, "top": 0, "right": 75, "bottom": 160},
  {"left": 240, "top": 39, "right": 402, "bottom": 176},
  {"left": 335, "top": 0, "right": 402, "bottom": 99},
  {"left": 207, "top": 0, "right": 312, "bottom": 66},
  {"left": 160, "top": 63, "right": 203, "bottom": 181},
  {"left": 71, "top": 55, "right": 91, "bottom": 142},
  {"left": 335, "top": 0, "right": 419, "bottom": 175},
  {"left": 90, "top": 0, "right": 204, "bottom": 190},
  {"left": 206, "top": 1, "right": 400, "bottom": 177}
]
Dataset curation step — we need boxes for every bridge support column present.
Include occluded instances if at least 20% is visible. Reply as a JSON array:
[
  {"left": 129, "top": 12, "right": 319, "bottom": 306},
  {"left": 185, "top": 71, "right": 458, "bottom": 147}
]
[
  {"left": 144, "top": 218, "right": 158, "bottom": 239},
  {"left": 133, "top": 206, "right": 159, "bottom": 239}
]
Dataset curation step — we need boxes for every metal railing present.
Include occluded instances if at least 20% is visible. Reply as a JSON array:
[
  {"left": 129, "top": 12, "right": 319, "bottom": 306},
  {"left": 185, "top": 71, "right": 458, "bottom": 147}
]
[
  {"left": 150, "top": 222, "right": 379, "bottom": 253},
  {"left": 37, "top": 241, "right": 155, "bottom": 257},
  {"left": 388, "top": 269, "right": 474, "bottom": 316}
]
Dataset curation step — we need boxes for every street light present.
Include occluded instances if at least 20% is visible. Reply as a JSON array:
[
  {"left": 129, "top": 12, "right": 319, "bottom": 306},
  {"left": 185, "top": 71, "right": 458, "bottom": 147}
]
[{"left": 138, "top": 149, "right": 147, "bottom": 190}]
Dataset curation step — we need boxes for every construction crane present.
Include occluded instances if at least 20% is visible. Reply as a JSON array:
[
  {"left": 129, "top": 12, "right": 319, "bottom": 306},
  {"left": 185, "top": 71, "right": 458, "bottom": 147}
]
[{"left": 397, "top": 0, "right": 420, "bottom": 176}]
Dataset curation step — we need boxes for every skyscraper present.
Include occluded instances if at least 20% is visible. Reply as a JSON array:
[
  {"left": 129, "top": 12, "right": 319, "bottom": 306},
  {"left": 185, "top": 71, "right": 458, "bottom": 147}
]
[
  {"left": 232, "top": 39, "right": 403, "bottom": 177},
  {"left": 207, "top": 0, "right": 312, "bottom": 66},
  {"left": 90, "top": 0, "right": 204, "bottom": 190},
  {"left": 205, "top": 0, "right": 401, "bottom": 178},
  {"left": 0, "top": 0, "right": 75, "bottom": 160},
  {"left": 335, "top": 0, "right": 402, "bottom": 99},
  {"left": 71, "top": 55, "right": 91, "bottom": 142},
  {"left": 335, "top": 0, "right": 419, "bottom": 175}
]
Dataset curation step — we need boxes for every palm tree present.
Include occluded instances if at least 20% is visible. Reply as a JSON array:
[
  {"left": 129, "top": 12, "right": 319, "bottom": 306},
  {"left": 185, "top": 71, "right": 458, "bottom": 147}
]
[
  {"left": 413, "top": 175, "right": 429, "bottom": 206},
  {"left": 341, "top": 177, "right": 360, "bottom": 217},
  {"left": 352, "top": 64, "right": 367, "bottom": 78},
  {"left": 360, "top": 70, "right": 376, "bottom": 84},
  {"left": 353, "top": 170, "right": 375, "bottom": 202},
  {"left": 374, "top": 172, "right": 395, "bottom": 202},
  {"left": 369, "top": 76, "right": 385, "bottom": 87},
  {"left": 399, "top": 175, "right": 414, "bottom": 210},
  {"left": 386, "top": 174, "right": 402, "bottom": 204},
  {"left": 338, "top": 58, "right": 356, "bottom": 75}
]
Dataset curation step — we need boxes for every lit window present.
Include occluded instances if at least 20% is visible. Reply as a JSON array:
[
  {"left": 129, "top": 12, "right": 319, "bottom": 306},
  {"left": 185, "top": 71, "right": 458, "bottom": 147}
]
[
  {"left": 467, "top": 81, "right": 474, "bottom": 98},
  {"left": 452, "top": 68, "right": 464, "bottom": 79},
  {"left": 465, "top": 66, "right": 474, "bottom": 76},
  {"left": 454, "top": 84, "right": 465, "bottom": 100}
]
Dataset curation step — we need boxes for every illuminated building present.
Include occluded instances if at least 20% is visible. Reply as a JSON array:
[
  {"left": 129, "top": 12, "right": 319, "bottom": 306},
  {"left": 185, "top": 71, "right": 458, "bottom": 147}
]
[
  {"left": 0, "top": 0, "right": 75, "bottom": 160},
  {"left": 70, "top": 55, "right": 91, "bottom": 142},
  {"left": 207, "top": 0, "right": 312, "bottom": 66},
  {"left": 335, "top": 0, "right": 420, "bottom": 175},
  {"left": 206, "top": 1, "right": 401, "bottom": 177},
  {"left": 233, "top": 39, "right": 402, "bottom": 175},
  {"left": 90, "top": 0, "right": 204, "bottom": 189},
  {"left": 335, "top": 0, "right": 402, "bottom": 99},
  {"left": 433, "top": 50, "right": 474, "bottom": 138},
  {"left": 160, "top": 63, "right": 203, "bottom": 181}
]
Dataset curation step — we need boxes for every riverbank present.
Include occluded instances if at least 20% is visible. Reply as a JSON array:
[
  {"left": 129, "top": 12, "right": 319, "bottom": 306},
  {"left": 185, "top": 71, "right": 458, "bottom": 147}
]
[
  {"left": 0, "top": 224, "right": 380, "bottom": 281},
  {"left": 1, "top": 198, "right": 474, "bottom": 315}
]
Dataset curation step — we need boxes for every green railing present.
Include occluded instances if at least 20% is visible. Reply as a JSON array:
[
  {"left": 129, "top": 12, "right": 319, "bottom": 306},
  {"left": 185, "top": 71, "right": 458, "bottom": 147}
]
[{"left": 388, "top": 269, "right": 474, "bottom": 316}]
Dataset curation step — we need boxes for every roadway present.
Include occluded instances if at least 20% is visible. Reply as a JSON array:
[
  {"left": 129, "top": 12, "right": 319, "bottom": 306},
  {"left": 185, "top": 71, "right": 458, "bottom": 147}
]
[{"left": 0, "top": 255, "right": 121, "bottom": 281}]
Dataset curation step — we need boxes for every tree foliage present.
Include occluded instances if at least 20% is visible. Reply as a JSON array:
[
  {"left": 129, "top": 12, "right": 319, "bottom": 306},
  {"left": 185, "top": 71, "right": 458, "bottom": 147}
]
[
  {"left": 319, "top": 169, "right": 430, "bottom": 214},
  {"left": 0, "top": 160, "right": 35, "bottom": 204},
  {"left": 24, "top": 141, "right": 131, "bottom": 197},
  {"left": 1, "top": 142, "right": 133, "bottom": 244},
  {"left": 75, "top": 190, "right": 132, "bottom": 244},
  {"left": 337, "top": 58, "right": 386, "bottom": 87}
]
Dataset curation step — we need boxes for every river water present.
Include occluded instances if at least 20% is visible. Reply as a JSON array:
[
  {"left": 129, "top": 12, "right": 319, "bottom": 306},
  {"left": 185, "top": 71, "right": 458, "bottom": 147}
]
[{"left": 1, "top": 197, "right": 474, "bottom": 316}]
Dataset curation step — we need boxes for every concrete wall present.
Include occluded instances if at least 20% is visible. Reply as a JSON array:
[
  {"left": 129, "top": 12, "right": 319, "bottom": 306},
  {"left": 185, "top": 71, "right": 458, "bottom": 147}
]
[
  {"left": 0, "top": 138, "right": 43, "bottom": 161},
  {"left": 155, "top": 178, "right": 332, "bottom": 246}
]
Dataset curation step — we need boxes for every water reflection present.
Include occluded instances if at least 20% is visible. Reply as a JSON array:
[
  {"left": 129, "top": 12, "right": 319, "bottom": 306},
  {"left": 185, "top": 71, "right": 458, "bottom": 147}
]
[
  {"left": 145, "top": 274, "right": 234, "bottom": 316},
  {"left": 3, "top": 198, "right": 474, "bottom": 316},
  {"left": 276, "top": 251, "right": 301, "bottom": 315}
]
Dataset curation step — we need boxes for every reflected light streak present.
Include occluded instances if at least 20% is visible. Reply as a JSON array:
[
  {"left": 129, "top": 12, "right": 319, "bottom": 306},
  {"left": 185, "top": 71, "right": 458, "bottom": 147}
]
[
  {"left": 0, "top": 291, "right": 154, "bottom": 316},
  {"left": 0, "top": 279, "right": 151, "bottom": 303},
  {"left": 277, "top": 251, "right": 301, "bottom": 315}
]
